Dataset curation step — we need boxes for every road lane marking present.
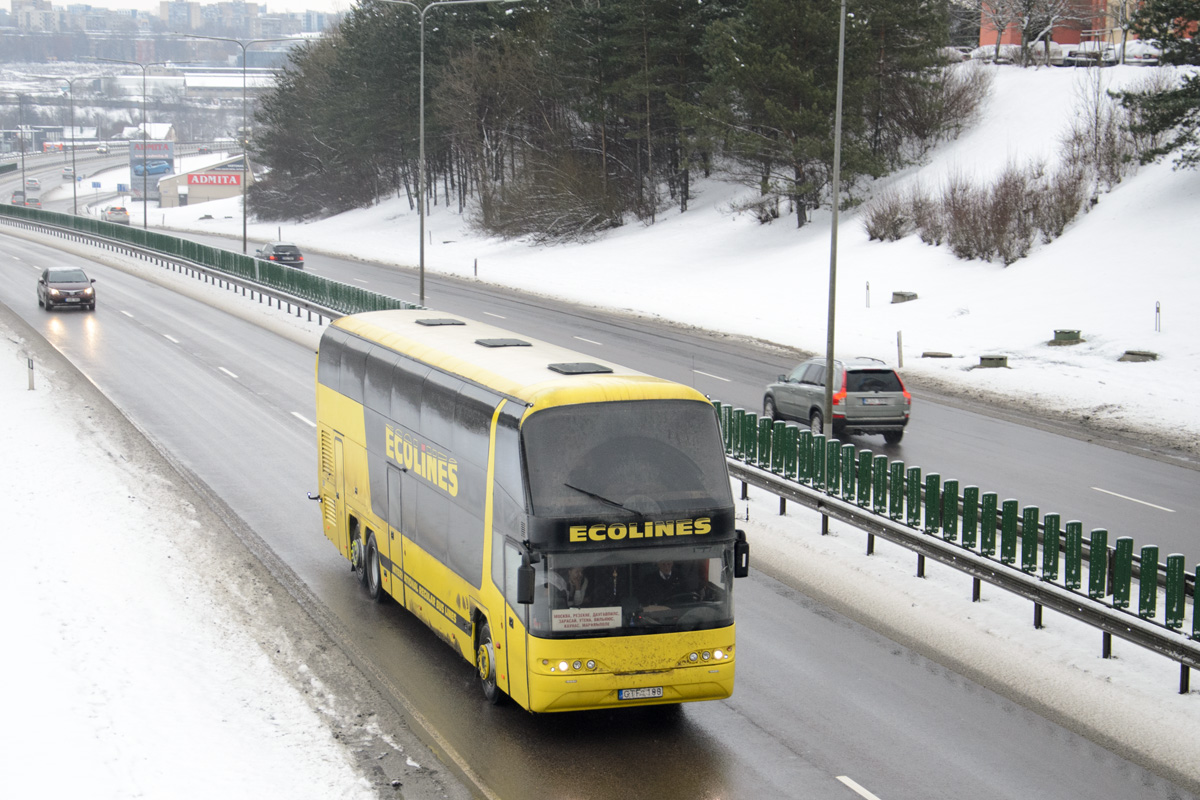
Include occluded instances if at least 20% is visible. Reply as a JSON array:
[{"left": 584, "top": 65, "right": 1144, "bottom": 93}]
[
  {"left": 694, "top": 369, "right": 731, "bottom": 382},
  {"left": 163, "top": 334, "right": 179, "bottom": 344},
  {"left": 484, "top": 312, "right": 505, "bottom": 319},
  {"left": 291, "top": 412, "right": 316, "bottom": 427},
  {"left": 1091, "top": 487, "right": 1175, "bottom": 513},
  {"left": 837, "top": 776, "right": 884, "bottom": 800},
  {"left": 120, "top": 310, "right": 134, "bottom": 318},
  {"left": 574, "top": 336, "right": 602, "bottom": 346},
  {"left": 353, "top": 278, "right": 369, "bottom": 284},
  {"left": 218, "top": 367, "right": 239, "bottom": 379}
]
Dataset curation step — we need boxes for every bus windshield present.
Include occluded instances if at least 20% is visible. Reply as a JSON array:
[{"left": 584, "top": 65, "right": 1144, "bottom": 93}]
[
  {"left": 521, "top": 400, "right": 733, "bottom": 518},
  {"left": 527, "top": 543, "right": 735, "bottom": 638}
]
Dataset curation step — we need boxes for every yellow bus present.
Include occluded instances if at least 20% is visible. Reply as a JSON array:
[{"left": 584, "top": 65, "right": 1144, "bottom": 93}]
[{"left": 314, "top": 309, "right": 749, "bottom": 712}]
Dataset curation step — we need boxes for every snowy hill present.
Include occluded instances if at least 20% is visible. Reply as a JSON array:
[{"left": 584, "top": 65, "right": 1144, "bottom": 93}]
[{"left": 158, "top": 64, "right": 1200, "bottom": 455}]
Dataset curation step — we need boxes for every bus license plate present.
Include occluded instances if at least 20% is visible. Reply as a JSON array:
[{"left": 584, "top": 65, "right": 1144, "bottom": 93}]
[{"left": 618, "top": 686, "right": 663, "bottom": 701}]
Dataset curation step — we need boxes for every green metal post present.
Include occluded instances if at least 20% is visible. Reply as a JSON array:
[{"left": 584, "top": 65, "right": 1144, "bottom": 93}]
[
  {"left": 812, "top": 433, "right": 826, "bottom": 491},
  {"left": 826, "top": 438, "right": 841, "bottom": 496},
  {"left": 923, "top": 473, "right": 941, "bottom": 534},
  {"left": 1065, "top": 521, "right": 1083, "bottom": 589},
  {"left": 772, "top": 421, "right": 787, "bottom": 474},
  {"left": 1088, "top": 529, "right": 1108, "bottom": 599},
  {"left": 784, "top": 424, "right": 798, "bottom": 479},
  {"left": 743, "top": 412, "right": 758, "bottom": 465},
  {"left": 1021, "top": 506, "right": 1039, "bottom": 574},
  {"left": 731, "top": 408, "right": 744, "bottom": 460},
  {"left": 872, "top": 454, "right": 888, "bottom": 515},
  {"left": 857, "top": 450, "right": 872, "bottom": 507},
  {"left": 721, "top": 405, "right": 733, "bottom": 454},
  {"left": 1000, "top": 500, "right": 1018, "bottom": 565},
  {"left": 1112, "top": 537, "right": 1133, "bottom": 609},
  {"left": 841, "top": 443, "right": 856, "bottom": 501},
  {"left": 1139, "top": 545, "right": 1158, "bottom": 620},
  {"left": 1042, "top": 513, "right": 1061, "bottom": 581},
  {"left": 961, "top": 486, "right": 978, "bottom": 549},
  {"left": 889, "top": 461, "right": 904, "bottom": 521},
  {"left": 980, "top": 493, "right": 998, "bottom": 556},
  {"left": 798, "top": 429, "right": 813, "bottom": 484},
  {"left": 942, "top": 479, "right": 959, "bottom": 542},
  {"left": 1164, "top": 555, "right": 1185, "bottom": 629},
  {"left": 906, "top": 466, "right": 921, "bottom": 528}
]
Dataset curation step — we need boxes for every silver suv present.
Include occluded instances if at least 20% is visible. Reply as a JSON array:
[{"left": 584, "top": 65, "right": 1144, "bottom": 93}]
[{"left": 763, "top": 357, "right": 911, "bottom": 444}]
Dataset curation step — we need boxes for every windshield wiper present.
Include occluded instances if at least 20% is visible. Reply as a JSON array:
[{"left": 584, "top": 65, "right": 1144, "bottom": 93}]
[{"left": 564, "top": 482, "right": 639, "bottom": 515}]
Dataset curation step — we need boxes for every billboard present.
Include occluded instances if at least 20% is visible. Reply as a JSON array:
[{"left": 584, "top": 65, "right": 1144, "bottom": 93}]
[{"left": 128, "top": 140, "right": 176, "bottom": 201}]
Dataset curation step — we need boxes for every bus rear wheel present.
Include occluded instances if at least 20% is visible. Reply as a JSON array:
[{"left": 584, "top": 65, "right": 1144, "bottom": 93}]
[
  {"left": 365, "top": 532, "right": 383, "bottom": 602},
  {"left": 476, "top": 622, "right": 502, "bottom": 705}
]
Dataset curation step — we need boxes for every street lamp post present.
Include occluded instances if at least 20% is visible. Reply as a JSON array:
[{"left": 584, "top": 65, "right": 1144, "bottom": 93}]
[
  {"left": 378, "top": 0, "right": 516, "bottom": 307},
  {"left": 58, "top": 76, "right": 96, "bottom": 216},
  {"left": 96, "top": 58, "right": 183, "bottom": 230},
  {"left": 183, "top": 34, "right": 295, "bottom": 254}
]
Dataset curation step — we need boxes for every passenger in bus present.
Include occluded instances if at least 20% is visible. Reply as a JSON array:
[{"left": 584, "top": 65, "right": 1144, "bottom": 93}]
[{"left": 639, "top": 560, "right": 687, "bottom": 606}]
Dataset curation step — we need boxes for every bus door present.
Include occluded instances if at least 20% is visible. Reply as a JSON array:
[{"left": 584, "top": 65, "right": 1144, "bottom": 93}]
[
  {"left": 321, "top": 435, "right": 349, "bottom": 559},
  {"left": 502, "top": 540, "right": 530, "bottom": 708},
  {"left": 385, "top": 465, "right": 405, "bottom": 603}
]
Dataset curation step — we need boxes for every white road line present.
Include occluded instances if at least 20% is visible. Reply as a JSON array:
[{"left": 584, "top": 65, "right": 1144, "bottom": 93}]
[
  {"left": 353, "top": 278, "right": 369, "bottom": 284},
  {"left": 291, "top": 412, "right": 317, "bottom": 427},
  {"left": 218, "top": 367, "right": 239, "bottom": 379},
  {"left": 120, "top": 310, "right": 134, "bottom": 318},
  {"left": 837, "top": 776, "right": 884, "bottom": 800},
  {"left": 694, "top": 369, "right": 731, "bottom": 382},
  {"left": 1091, "top": 487, "right": 1175, "bottom": 513},
  {"left": 574, "top": 336, "right": 602, "bottom": 346},
  {"left": 484, "top": 312, "right": 505, "bottom": 319},
  {"left": 162, "top": 334, "right": 179, "bottom": 344}
]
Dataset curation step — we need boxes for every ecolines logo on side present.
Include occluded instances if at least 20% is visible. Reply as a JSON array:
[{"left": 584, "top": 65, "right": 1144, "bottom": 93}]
[
  {"left": 568, "top": 518, "right": 712, "bottom": 543},
  {"left": 385, "top": 425, "right": 459, "bottom": 497}
]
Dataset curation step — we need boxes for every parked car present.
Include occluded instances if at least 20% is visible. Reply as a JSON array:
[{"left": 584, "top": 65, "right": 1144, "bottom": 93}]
[
  {"left": 11, "top": 190, "right": 24, "bottom": 205},
  {"left": 763, "top": 356, "right": 912, "bottom": 444},
  {"left": 96, "top": 144, "right": 110, "bottom": 154},
  {"left": 133, "top": 160, "right": 172, "bottom": 176},
  {"left": 25, "top": 177, "right": 40, "bottom": 190},
  {"left": 254, "top": 241, "right": 305, "bottom": 268},
  {"left": 104, "top": 206, "right": 131, "bottom": 225},
  {"left": 62, "top": 166, "right": 75, "bottom": 178},
  {"left": 24, "top": 196, "right": 41, "bottom": 208},
  {"left": 38, "top": 266, "right": 97, "bottom": 311},
  {"left": 1120, "top": 39, "right": 1161, "bottom": 65}
]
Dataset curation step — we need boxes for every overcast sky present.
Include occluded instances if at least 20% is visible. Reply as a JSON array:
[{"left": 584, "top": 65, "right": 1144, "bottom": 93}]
[{"left": 76, "top": 0, "right": 352, "bottom": 16}]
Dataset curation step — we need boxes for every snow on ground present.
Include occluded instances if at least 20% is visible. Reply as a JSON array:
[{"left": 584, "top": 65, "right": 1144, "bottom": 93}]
[{"left": 5, "top": 64, "right": 1200, "bottom": 795}]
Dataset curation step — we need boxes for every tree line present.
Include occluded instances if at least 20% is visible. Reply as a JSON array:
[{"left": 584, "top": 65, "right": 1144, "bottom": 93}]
[{"left": 249, "top": 0, "right": 972, "bottom": 238}]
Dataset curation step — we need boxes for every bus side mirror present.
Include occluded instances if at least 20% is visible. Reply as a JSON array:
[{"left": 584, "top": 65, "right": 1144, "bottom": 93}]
[
  {"left": 734, "top": 530, "right": 750, "bottom": 578},
  {"left": 517, "top": 559, "right": 535, "bottom": 604}
]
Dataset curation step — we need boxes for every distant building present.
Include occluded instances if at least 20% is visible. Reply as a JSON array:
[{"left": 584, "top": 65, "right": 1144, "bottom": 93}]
[{"left": 158, "top": 153, "right": 253, "bottom": 208}]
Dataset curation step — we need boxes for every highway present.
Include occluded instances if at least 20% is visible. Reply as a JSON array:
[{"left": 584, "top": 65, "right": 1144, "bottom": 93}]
[{"left": 1, "top": 225, "right": 1194, "bottom": 800}]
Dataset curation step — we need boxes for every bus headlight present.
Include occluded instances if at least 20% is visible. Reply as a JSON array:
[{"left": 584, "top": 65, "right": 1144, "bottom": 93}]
[
  {"left": 713, "top": 649, "right": 725, "bottom": 660},
  {"left": 688, "top": 652, "right": 698, "bottom": 662},
  {"left": 558, "top": 661, "right": 569, "bottom": 672},
  {"left": 586, "top": 660, "right": 596, "bottom": 670},
  {"left": 701, "top": 651, "right": 711, "bottom": 661},
  {"left": 572, "top": 660, "right": 582, "bottom": 671}
]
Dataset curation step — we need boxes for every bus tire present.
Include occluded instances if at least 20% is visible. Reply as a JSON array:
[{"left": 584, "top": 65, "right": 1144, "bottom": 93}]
[
  {"left": 476, "top": 622, "right": 502, "bottom": 705},
  {"left": 365, "top": 532, "right": 384, "bottom": 602}
]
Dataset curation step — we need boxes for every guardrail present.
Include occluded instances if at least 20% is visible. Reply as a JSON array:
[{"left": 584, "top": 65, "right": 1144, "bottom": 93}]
[
  {"left": 0, "top": 204, "right": 418, "bottom": 319},
  {"left": 713, "top": 401, "right": 1200, "bottom": 692},
  {"left": 5, "top": 204, "right": 1197, "bottom": 693}
]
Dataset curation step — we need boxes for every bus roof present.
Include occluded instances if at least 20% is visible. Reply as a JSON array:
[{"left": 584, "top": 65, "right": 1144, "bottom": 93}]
[{"left": 332, "top": 309, "right": 709, "bottom": 410}]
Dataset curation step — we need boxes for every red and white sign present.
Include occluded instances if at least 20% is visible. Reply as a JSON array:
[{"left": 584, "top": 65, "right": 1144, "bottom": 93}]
[{"left": 188, "top": 173, "right": 241, "bottom": 186}]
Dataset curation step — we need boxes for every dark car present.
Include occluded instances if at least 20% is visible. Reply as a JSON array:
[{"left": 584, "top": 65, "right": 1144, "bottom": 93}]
[
  {"left": 133, "top": 160, "right": 172, "bottom": 176},
  {"left": 763, "top": 356, "right": 911, "bottom": 444},
  {"left": 38, "top": 266, "right": 97, "bottom": 311},
  {"left": 11, "top": 190, "right": 24, "bottom": 205},
  {"left": 254, "top": 241, "right": 305, "bottom": 268},
  {"left": 198, "top": 145, "right": 212, "bottom": 154}
]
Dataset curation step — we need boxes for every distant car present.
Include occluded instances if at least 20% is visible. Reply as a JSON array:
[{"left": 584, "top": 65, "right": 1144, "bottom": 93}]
[
  {"left": 133, "top": 160, "right": 172, "bottom": 176},
  {"left": 24, "top": 196, "right": 41, "bottom": 208},
  {"left": 1061, "top": 43, "right": 1117, "bottom": 67},
  {"left": 25, "top": 177, "right": 40, "bottom": 190},
  {"left": 11, "top": 190, "right": 24, "bottom": 205},
  {"left": 198, "top": 145, "right": 212, "bottom": 154},
  {"left": 763, "top": 356, "right": 912, "bottom": 444},
  {"left": 254, "top": 241, "right": 305, "bottom": 268},
  {"left": 96, "top": 144, "right": 110, "bottom": 154},
  {"left": 38, "top": 266, "right": 96, "bottom": 312},
  {"left": 63, "top": 166, "right": 75, "bottom": 178},
  {"left": 1121, "top": 39, "right": 1161, "bottom": 66},
  {"left": 104, "top": 206, "right": 131, "bottom": 225}
]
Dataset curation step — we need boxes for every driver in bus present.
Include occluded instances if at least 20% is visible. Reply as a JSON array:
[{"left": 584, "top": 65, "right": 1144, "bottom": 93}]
[
  {"left": 550, "top": 566, "right": 593, "bottom": 608},
  {"left": 639, "top": 560, "right": 686, "bottom": 606}
]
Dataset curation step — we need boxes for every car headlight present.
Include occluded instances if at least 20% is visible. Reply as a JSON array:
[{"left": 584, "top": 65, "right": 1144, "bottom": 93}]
[
  {"left": 48, "top": 289, "right": 61, "bottom": 297},
  {"left": 83, "top": 288, "right": 94, "bottom": 296}
]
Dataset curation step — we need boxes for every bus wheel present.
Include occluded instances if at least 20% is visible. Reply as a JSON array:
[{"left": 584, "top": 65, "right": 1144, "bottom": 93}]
[
  {"left": 476, "top": 622, "right": 502, "bottom": 704},
  {"left": 351, "top": 537, "right": 368, "bottom": 586},
  {"left": 365, "top": 532, "right": 384, "bottom": 602}
]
